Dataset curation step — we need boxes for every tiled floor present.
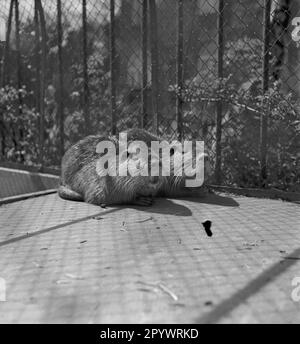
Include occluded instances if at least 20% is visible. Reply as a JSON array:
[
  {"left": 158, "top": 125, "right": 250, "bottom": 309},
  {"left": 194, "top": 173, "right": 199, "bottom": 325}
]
[{"left": 0, "top": 192, "right": 299, "bottom": 323}]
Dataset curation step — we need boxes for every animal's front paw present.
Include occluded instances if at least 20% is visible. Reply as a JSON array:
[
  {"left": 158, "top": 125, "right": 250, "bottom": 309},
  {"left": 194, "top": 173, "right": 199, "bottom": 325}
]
[{"left": 133, "top": 195, "right": 154, "bottom": 206}]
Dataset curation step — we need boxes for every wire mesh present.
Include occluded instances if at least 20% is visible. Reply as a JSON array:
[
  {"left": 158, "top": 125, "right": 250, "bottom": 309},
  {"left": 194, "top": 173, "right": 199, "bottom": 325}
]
[
  {"left": 0, "top": 193, "right": 300, "bottom": 323},
  {"left": 0, "top": 0, "right": 299, "bottom": 190}
]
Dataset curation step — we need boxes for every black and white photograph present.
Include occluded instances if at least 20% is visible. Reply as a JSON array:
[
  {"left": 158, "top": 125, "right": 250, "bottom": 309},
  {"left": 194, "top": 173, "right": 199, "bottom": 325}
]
[{"left": 0, "top": 0, "right": 299, "bottom": 326}]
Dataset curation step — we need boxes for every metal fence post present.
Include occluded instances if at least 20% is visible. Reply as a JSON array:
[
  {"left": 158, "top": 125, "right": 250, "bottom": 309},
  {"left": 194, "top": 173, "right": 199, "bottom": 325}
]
[
  {"left": 110, "top": 0, "right": 117, "bottom": 135},
  {"left": 82, "top": 0, "right": 90, "bottom": 136},
  {"left": 35, "top": 0, "right": 46, "bottom": 166},
  {"left": 0, "top": 0, "right": 13, "bottom": 87},
  {"left": 34, "top": 0, "right": 40, "bottom": 126},
  {"left": 215, "top": 0, "right": 224, "bottom": 184},
  {"left": 14, "top": 0, "right": 22, "bottom": 114},
  {"left": 176, "top": 0, "right": 184, "bottom": 141},
  {"left": 57, "top": 0, "right": 64, "bottom": 158},
  {"left": 260, "top": 0, "right": 271, "bottom": 187},
  {"left": 0, "top": 0, "right": 14, "bottom": 159},
  {"left": 149, "top": 0, "right": 159, "bottom": 135},
  {"left": 141, "top": 0, "right": 148, "bottom": 129},
  {"left": 14, "top": 0, "right": 26, "bottom": 163}
]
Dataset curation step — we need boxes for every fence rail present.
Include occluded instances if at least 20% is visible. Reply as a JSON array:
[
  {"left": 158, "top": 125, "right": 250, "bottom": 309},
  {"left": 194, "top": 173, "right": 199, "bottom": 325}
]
[{"left": 0, "top": 0, "right": 299, "bottom": 191}]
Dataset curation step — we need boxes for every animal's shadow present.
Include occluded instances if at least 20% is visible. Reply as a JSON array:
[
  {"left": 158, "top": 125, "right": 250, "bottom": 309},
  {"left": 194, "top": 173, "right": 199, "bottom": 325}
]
[
  {"left": 178, "top": 193, "right": 240, "bottom": 207},
  {"left": 123, "top": 193, "right": 239, "bottom": 217}
]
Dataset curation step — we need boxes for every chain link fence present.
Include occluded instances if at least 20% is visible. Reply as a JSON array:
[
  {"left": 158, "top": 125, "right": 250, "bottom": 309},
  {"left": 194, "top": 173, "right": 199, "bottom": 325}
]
[{"left": 0, "top": 0, "right": 299, "bottom": 190}]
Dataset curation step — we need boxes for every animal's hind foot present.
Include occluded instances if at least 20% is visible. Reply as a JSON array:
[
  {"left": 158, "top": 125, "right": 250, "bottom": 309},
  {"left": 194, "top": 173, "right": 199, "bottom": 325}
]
[
  {"left": 58, "top": 185, "right": 83, "bottom": 202},
  {"left": 133, "top": 196, "right": 154, "bottom": 206}
]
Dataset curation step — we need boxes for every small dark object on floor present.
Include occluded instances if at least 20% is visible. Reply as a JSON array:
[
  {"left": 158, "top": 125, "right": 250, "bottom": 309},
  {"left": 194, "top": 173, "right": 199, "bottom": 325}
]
[
  {"left": 135, "top": 216, "right": 153, "bottom": 223},
  {"left": 80, "top": 240, "right": 87, "bottom": 244},
  {"left": 284, "top": 256, "right": 300, "bottom": 260},
  {"left": 205, "top": 301, "right": 213, "bottom": 306},
  {"left": 100, "top": 204, "right": 107, "bottom": 209},
  {"left": 137, "top": 288, "right": 152, "bottom": 293},
  {"left": 93, "top": 215, "right": 104, "bottom": 220},
  {"left": 202, "top": 220, "right": 212, "bottom": 237}
]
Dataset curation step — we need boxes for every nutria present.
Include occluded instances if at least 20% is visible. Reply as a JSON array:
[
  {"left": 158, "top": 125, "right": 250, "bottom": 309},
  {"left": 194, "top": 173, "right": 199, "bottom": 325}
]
[{"left": 58, "top": 128, "right": 210, "bottom": 206}]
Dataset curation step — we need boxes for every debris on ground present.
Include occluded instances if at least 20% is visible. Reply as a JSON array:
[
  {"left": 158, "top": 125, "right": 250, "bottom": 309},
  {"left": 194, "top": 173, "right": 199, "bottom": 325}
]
[
  {"left": 202, "top": 220, "right": 213, "bottom": 237},
  {"left": 120, "top": 221, "right": 128, "bottom": 232},
  {"left": 204, "top": 301, "right": 213, "bottom": 306},
  {"left": 158, "top": 283, "right": 178, "bottom": 301},
  {"left": 237, "top": 239, "right": 266, "bottom": 251},
  {"left": 283, "top": 256, "right": 300, "bottom": 260},
  {"left": 137, "top": 281, "right": 178, "bottom": 302},
  {"left": 92, "top": 215, "right": 104, "bottom": 220},
  {"left": 135, "top": 217, "right": 153, "bottom": 224}
]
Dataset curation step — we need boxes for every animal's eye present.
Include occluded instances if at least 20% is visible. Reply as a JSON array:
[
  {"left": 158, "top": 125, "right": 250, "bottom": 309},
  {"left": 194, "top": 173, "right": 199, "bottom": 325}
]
[
  {"left": 120, "top": 151, "right": 130, "bottom": 161},
  {"left": 170, "top": 148, "right": 175, "bottom": 156}
]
